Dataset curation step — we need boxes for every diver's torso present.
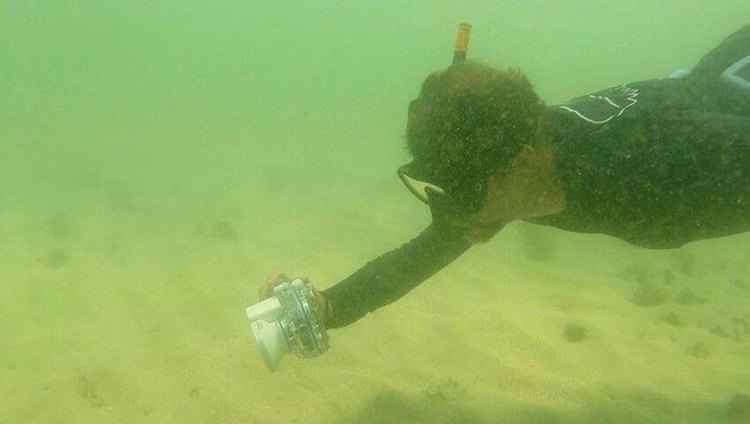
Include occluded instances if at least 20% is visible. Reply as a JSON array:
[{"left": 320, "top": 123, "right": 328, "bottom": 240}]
[{"left": 531, "top": 78, "right": 750, "bottom": 248}]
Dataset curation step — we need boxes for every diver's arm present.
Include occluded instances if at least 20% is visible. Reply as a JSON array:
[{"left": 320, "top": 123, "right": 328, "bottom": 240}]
[{"left": 322, "top": 219, "right": 472, "bottom": 329}]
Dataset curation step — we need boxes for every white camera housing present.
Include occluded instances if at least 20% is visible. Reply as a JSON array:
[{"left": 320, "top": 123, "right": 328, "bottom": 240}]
[{"left": 246, "top": 279, "right": 329, "bottom": 371}]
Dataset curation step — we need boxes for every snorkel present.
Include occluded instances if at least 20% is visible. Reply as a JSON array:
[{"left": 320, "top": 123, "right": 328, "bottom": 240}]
[{"left": 452, "top": 22, "right": 472, "bottom": 65}]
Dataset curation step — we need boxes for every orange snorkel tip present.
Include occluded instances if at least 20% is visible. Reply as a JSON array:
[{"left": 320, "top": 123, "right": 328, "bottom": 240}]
[{"left": 452, "top": 22, "right": 472, "bottom": 65}]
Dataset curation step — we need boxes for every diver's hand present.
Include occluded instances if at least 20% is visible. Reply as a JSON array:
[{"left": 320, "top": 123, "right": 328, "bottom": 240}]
[
  {"left": 258, "top": 273, "right": 295, "bottom": 301},
  {"left": 258, "top": 273, "right": 332, "bottom": 328}
]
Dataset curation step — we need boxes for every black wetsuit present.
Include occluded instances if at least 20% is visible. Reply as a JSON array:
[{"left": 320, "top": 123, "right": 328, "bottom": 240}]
[
  {"left": 323, "top": 25, "right": 750, "bottom": 328},
  {"left": 531, "top": 79, "right": 750, "bottom": 248}
]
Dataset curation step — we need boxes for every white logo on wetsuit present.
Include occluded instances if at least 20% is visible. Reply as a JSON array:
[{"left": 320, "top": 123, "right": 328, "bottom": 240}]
[{"left": 559, "top": 85, "right": 640, "bottom": 124}]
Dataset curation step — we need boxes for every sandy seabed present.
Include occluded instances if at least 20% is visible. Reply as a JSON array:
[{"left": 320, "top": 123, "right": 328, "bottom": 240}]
[{"left": 1, "top": 182, "right": 749, "bottom": 424}]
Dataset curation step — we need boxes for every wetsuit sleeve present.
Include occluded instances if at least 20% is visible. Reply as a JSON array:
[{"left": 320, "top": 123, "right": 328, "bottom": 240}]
[{"left": 322, "top": 220, "right": 472, "bottom": 329}]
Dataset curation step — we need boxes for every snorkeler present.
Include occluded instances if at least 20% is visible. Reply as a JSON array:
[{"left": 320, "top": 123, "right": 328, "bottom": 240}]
[{"left": 260, "top": 24, "right": 750, "bottom": 330}]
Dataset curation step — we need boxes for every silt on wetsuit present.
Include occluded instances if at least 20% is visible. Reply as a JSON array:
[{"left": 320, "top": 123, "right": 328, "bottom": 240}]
[{"left": 322, "top": 24, "right": 750, "bottom": 329}]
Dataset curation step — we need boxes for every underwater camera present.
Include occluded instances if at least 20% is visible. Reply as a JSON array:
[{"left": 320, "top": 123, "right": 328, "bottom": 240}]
[{"left": 245, "top": 278, "right": 329, "bottom": 371}]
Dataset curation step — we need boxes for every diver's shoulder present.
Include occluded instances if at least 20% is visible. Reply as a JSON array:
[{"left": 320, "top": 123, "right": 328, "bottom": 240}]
[{"left": 547, "top": 78, "right": 693, "bottom": 130}]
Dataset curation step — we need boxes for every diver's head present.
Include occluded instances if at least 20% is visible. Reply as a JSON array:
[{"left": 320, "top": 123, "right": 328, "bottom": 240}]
[{"left": 400, "top": 62, "right": 551, "bottom": 226}]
